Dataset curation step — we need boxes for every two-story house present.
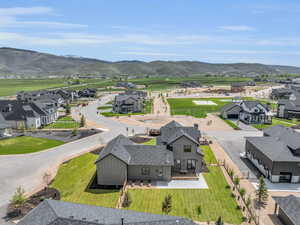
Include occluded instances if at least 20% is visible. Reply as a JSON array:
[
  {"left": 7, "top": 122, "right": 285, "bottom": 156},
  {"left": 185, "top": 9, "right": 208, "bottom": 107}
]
[{"left": 112, "top": 94, "right": 143, "bottom": 114}]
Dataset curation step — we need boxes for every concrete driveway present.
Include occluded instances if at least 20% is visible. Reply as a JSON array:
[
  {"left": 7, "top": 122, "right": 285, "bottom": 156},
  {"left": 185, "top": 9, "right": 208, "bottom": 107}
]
[
  {"left": 0, "top": 95, "right": 147, "bottom": 224},
  {"left": 153, "top": 174, "right": 208, "bottom": 189}
]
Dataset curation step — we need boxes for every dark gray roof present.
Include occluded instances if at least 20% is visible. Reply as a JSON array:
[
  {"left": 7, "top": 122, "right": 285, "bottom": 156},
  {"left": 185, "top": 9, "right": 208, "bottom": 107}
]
[
  {"left": 246, "top": 137, "right": 300, "bottom": 162},
  {"left": 167, "top": 129, "right": 199, "bottom": 145},
  {"left": 220, "top": 103, "right": 241, "bottom": 114},
  {"left": 17, "top": 199, "right": 197, "bottom": 225},
  {"left": 0, "top": 113, "right": 10, "bottom": 129},
  {"left": 278, "top": 99, "right": 300, "bottom": 112},
  {"left": 96, "top": 135, "right": 173, "bottom": 166},
  {"left": 124, "top": 145, "right": 174, "bottom": 166},
  {"left": 96, "top": 135, "right": 134, "bottom": 164},
  {"left": 161, "top": 121, "right": 182, "bottom": 129},
  {"left": 263, "top": 125, "right": 300, "bottom": 150},
  {"left": 273, "top": 195, "right": 300, "bottom": 225}
]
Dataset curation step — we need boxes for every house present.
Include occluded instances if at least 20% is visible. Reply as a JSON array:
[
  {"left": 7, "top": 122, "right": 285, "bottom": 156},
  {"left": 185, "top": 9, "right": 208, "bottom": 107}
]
[
  {"left": 270, "top": 88, "right": 293, "bottom": 100},
  {"left": 273, "top": 195, "right": 300, "bottom": 225},
  {"left": 231, "top": 82, "right": 246, "bottom": 92},
  {"left": 180, "top": 81, "right": 202, "bottom": 88},
  {"left": 123, "top": 90, "right": 147, "bottom": 98},
  {"left": 0, "top": 100, "right": 58, "bottom": 129},
  {"left": 277, "top": 94, "right": 300, "bottom": 119},
  {"left": 96, "top": 135, "right": 174, "bottom": 186},
  {"left": 17, "top": 199, "right": 197, "bottom": 225},
  {"left": 96, "top": 121, "right": 204, "bottom": 186},
  {"left": 78, "top": 88, "right": 97, "bottom": 98},
  {"left": 245, "top": 125, "right": 300, "bottom": 183},
  {"left": 220, "top": 103, "right": 242, "bottom": 119},
  {"left": 157, "top": 121, "right": 204, "bottom": 174},
  {"left": 0, "top": 113, "right": 11, "bottom": 137},
  {"left": 116, "top": 82, "right": 136, "bottom": 89},
  {"left": 112, "top": 94, "right": 143, "bottom": 114},
  {"left": 221, "top": 101, "right": 272, "bottom": 124}
]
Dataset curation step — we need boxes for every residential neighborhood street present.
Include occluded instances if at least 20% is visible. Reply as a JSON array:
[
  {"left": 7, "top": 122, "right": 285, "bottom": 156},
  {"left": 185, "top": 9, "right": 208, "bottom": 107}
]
[{"left": 0, "top": 95, "right": 146, "bottom": 225}]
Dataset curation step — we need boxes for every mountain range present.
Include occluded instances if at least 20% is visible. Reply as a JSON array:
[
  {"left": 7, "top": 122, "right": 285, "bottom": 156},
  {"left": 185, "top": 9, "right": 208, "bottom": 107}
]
[{"left": 1, "top": 47, "right": 300, "bottom": 78}]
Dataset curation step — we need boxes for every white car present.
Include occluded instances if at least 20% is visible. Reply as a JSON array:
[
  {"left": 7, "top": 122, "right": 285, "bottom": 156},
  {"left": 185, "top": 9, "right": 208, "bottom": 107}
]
[{"left": 239, "top": 152, "right": 247, "bottom": 159}]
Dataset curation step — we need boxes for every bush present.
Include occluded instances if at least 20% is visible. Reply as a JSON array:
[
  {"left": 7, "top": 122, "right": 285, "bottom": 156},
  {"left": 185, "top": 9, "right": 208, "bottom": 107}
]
[
  {"left": 162, "top": 194, "right": 172, "bottom": 214},
  {"left": 10, "top": 186, "right": 27, "bottom": 206},
  {"left": 122, "top": 192, "right": 132, "bottom": 208},
  {"left": 225, "top": 184, "right": 230, "bottom": 189},
  {"left": 236, "top": 205, "right": 241, "bottom": 210},
  {"left": 72, "top": 129, "right": 78, "bottom": 136}
]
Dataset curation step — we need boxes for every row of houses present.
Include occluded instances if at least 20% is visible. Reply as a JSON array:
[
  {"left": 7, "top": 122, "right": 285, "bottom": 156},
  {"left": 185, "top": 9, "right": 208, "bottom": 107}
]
[
  {"left": 96, "top": 121, "right": 203, "bottom": 186},
  {"left": 220, "top": 100, "right": 272, "bottom": 125},
  {"left": 112, "top": 90, "right": 148, "bottom": 114}
]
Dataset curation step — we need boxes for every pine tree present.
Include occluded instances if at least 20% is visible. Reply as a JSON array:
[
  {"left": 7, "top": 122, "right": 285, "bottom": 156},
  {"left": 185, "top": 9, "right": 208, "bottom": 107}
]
[
  {"left": 80, "top": 115, "right": 86, "bottom": 127},
  {"left": 162, "top": 194, "right": 172, "bottom": 214},
  {"left": 215, "top": 216, "right": 224, "bottom": 225},
  {"left": 255, "top": 176, "right": 268, "bottom": 210}
]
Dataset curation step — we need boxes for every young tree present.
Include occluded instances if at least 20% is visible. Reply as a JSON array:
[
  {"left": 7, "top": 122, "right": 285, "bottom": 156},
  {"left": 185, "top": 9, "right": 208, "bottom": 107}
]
[
  {"left": 122, "top": 192, "right": 132, "bottom": 208},
  {"left": 72, "top": 128, "right": 78, "bottom": 136},
  {"left": 233, "top": 176, "right": 240, "bottom": 190},
  {"left": 240, "top": 188, "right": 246, "bottom": 199},
  {"left": 10, "top": 186, "right": 27, "bottom": 206},
  {"left": 215, "top": 216, "right": 224, "bottom": 225},
  {"left": 162, "top": 194, "right": 172, "bottom": 214},
  {"left": 65, "top": 104, "right": 71, "bottom": 115},
  {"left": 80, "top": 115, "right": 86, "bottom": 127},
  {"left": 228, "top": 169, "right": 234, "bottom": 180},
  {"left": 255, "top": 176, "right": 268, "bottom": 209}
]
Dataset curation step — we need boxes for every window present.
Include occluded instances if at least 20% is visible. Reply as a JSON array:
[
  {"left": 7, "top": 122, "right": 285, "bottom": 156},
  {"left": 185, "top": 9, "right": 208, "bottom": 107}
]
[
  {"left": 184, "top": 145, "right": 192, "bottom": 152},
  {"left": 141, "top": 167, "right": 150, "bottom": 176},
  {"left": 187, "top": 159, "right": 196, "bottom": 170},
  {"left": 175, "top": 160, "right": 181, "bottom": 169}
]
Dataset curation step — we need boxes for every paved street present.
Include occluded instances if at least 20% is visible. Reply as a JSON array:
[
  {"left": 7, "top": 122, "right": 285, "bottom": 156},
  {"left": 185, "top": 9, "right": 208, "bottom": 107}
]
[{"left": 0, "top": 95, "right": 146, "bottom": 224}]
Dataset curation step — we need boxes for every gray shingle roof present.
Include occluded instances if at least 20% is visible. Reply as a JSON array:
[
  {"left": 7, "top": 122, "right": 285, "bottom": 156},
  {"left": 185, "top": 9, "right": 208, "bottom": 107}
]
[
  {"left": 96, "top": 135, "right": 134, "bottom": 164},
  {"left": 17, "top": 199, "right": 197, "bottom": 225},
  {"left": 161, "top": 121, "right": 182, "bottom": 129},
  {"left": 246, "top": 137, "right": 300, "bottom": 162},
  {"left": 125, "top": 145, "right": 174, "bottom": 166},
  {"left": 0, "top": 113, "right": 10, "bottom": 129},
  {"left": 220, "top": 103, "right": 241, "bottom": 114},
  {"left": 273, "top": 195, "right": 300, "bottom": 225},
  {"left": 167, "top": 129, "right": 199, "bottom": 145},
  {"left": 263, "top": 125, "right": 300, "bottom": 150},
  {"left": 96, "top": 135, "right": 174, "bottom": 166}
]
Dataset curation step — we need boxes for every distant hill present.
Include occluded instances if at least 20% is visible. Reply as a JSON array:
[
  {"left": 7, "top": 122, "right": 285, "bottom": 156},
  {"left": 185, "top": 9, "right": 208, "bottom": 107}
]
[{"left": 0, "top": 47, "right": 300, "bottom": 78}]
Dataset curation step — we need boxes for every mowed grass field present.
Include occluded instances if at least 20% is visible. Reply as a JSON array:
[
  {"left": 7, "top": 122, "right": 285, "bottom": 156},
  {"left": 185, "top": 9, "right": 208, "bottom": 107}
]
[
  {"left": 167, "top": 98, "right": 232, "bottom": 118},
  {"left": 0, "top": 136, "right": 64, "bottom": 154},
  {"left": 44, "top": 116, "right": 80, "bottom": 129},
  {"left": 51, "top": 153, "right": 120, "bottom": 208},
  {"left": 127, "top": 146, "right": 243, "bottom": 224}
]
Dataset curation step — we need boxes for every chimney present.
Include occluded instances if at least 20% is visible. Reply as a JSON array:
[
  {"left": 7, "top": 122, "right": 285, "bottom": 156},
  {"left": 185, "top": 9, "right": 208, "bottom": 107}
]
[{"left": 121, "top": 218, "right": 124, "bottom": 225}]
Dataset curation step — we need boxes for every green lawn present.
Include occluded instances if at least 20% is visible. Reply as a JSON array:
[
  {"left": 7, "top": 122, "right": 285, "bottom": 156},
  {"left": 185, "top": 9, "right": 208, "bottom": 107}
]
[
  {"left": 44, "top": 116, "right": 80, "bottom": 129},
  {"left": 127, "top": 146, "right": 243, "bottom": 224},
  {"left": 252, "top": 118, "right": 297, "bottom": 130},
  {"left": 143, "top": 138, "right": 157, "bottom": 145},
  {"left": 218, "top": 116, "right": 240, "bottom": 130},
  {"left": 167, "top": 98, "right": 235, "bottom": 118},
  {"left": 51, "top": 153, "right": 120, "bottom": 208},
  {"left": 97, "top": 106, "right": 113, "bottom": 110},
  {"left": 0, "top": 136, "right": 64, "bottom": 155}
]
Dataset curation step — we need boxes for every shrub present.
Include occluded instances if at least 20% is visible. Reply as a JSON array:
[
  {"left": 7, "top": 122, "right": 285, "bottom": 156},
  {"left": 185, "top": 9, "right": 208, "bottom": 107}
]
[
  {"left": 10, "top": 186, "right": 27, "bottom": 206},
  {"left": 162, "top": 194, "right": 172, "bottom": 214},
  {"left": 122, "top": 192, "right": 132, "bottom": 208},
  {"left": 197, "top": 205, "right": 202, "bottom": 215}
]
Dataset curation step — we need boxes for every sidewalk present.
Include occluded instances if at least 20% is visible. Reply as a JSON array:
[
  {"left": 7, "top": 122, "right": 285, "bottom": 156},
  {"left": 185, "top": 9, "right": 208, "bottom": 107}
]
[{"left": 209, "top": 138, "right": 283, "bottom": 225}]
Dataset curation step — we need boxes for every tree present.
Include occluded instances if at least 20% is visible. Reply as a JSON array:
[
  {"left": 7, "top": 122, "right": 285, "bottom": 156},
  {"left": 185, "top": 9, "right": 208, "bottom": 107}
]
[
  {"left": 162, "top": 194, "right": 172, "bottom": 214},
  {"left": 65, "top": 104, "right": 71, "bottom": 115},
  {"left": 10, "top": 186, "right": 27, "bottom": 206},
  {"left": 122, "top": 192, "right": 132, "bottom": 208},
  {"left": 215, "top": 216, "right": 224, "bottom": 225},
  {"left": 80, "top": 115, "right": 86, "bottom": 127},
  {"left": 72, "top": 128, "right": 78, "bottom": 136},
  {"left": 228, "top": 169, "right": 234, "bottom": 180},
  {"left": 255, "top": 176, "right": 268, "bottom": 210},
  {"left": 240, "top": 188, "right": 246, "bottom": 199},
  {"left": 233, "top": 176, "right": 240, "bottom": 190}
]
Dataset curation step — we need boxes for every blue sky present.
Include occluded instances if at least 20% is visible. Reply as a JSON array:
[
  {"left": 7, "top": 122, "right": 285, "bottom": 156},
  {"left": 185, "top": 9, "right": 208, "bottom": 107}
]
[{"left": 1, "top": 0, "right": 300, "bottom": 66}]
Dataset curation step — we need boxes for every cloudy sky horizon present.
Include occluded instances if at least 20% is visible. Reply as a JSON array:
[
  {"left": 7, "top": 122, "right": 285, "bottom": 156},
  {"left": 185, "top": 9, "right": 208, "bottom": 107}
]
[{"left": 1, "top": 0, "right": 300, "bottom": 66}]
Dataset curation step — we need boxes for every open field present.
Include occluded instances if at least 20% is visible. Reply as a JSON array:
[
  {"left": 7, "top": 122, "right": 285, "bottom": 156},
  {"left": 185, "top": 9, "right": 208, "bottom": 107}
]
[
  {"left": 168, "top": 98, "right": 233, "bottom": 118},
  {"left": 44, "top": 116, "right": 80, "bottom": 129},
  {"left": 0, "top": 136, "right": 64, "bottom": 154},
  {"left": 51, "top": 153, "right": 120, "bottom": 208},
  {"left": 127, "top": 146, "right": 243, "bottom": 224}
]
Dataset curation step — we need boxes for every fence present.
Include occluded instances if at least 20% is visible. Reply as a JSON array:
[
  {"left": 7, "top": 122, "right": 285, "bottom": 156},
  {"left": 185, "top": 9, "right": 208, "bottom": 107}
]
[{"left": 116, "top": 180, "right": 128, "bottom": 209}]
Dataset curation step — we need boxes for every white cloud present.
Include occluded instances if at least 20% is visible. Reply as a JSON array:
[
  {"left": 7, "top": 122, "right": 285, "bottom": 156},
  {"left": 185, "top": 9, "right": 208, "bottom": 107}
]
[
  {"left": 218, "top": 25, "right": 256, "bottom": 31},
  {"left": 0, "top": 7, "right": 87, "bottom": 29}
]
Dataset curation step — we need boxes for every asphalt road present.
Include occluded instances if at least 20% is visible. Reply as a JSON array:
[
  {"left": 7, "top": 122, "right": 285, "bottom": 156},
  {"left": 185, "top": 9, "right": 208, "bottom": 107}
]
[{"left": 0, "top": 95, "right": 146, "bottom": 224}]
